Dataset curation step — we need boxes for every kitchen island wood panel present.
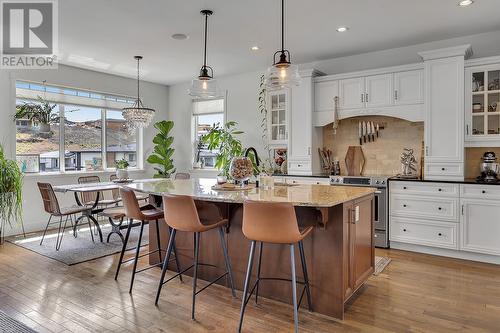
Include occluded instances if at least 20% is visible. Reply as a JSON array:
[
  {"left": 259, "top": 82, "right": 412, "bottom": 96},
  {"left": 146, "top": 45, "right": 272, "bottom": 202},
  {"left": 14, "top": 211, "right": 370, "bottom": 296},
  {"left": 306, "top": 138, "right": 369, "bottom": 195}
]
[{"left": 128, "top": 179, "right": 375, "bottom": 320}]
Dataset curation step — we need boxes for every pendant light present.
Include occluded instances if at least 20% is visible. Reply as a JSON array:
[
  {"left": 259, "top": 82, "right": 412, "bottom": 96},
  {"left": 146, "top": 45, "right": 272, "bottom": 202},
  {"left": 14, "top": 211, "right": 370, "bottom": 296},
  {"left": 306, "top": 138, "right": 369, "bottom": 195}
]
[
  {"left": 188, "top": 9, "right": 220, "bottom": 99},
  {"left": 264, "top": 0, "right": 300, "bottom": 89},
  {"left": 122, "top": 56, "right": 155, "bottom": 131}
]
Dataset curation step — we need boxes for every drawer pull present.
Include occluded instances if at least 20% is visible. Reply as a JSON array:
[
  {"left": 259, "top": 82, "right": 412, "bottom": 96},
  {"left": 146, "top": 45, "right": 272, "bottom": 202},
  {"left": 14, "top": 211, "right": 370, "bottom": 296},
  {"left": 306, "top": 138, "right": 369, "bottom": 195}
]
[
  {"left": 438, "top": 207, "right": 442, "bottom": 210},
  {"left": 441, "top": 167, "right": 446, "bottom": 171},
  {"left": 482, "top": 190, "right": 486, "bottom": 194},
  {"left": 403, "top": 204, "right": 407, "bottom": 208},
  {"left": 403, "top": 186, "right": 407, "bottom": 189},
  {"left": 438, "top": 188, "right": 442, "bottom": 192},
  {"left": 403, "top": 228, "right": 407, "bottom": 232},
  {"left": 438, "top": 233, "right": 443, "bottom": 236}
]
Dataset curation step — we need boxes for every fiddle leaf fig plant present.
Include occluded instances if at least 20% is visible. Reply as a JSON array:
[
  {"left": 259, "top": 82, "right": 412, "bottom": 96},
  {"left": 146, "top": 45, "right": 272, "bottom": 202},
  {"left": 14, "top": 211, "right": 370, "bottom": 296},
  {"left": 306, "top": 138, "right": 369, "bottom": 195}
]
[
  {"left": 147, "top": 120, "right": 176, "bottom": 178},
  {"left": 0, "top": 144, "right": 23, "bottom": 230},
  {"left": 202, "top": 121, "right": 243, "bottom": 178}
]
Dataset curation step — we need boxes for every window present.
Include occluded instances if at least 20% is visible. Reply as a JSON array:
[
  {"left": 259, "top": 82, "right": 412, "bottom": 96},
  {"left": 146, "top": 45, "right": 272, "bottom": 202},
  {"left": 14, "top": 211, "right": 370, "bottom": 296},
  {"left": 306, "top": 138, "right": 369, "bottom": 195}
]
[
  {"left": 192, "top": 98, "right": 224, "bottom": 168},
  {"left": 106, "top": 110, "right": 137, "bottom": 168},
  {"left": 15, "top": 81, "right": 140, "bottom": 173}
]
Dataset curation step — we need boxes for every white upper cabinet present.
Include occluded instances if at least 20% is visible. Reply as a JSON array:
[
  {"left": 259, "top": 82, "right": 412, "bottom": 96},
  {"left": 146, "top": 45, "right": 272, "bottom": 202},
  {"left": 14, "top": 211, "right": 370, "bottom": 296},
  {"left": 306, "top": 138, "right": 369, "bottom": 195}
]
[
  {"left": 340, "top": 77, "right": 365, "bottom": 110},
  {"left": 465, "top": 64, "right": 500, "bottom": 147},
  {"left": 314, "top": 80, "right": 339, "bottom": 113},
  {"left": 267, "top": 89, "right": 289, "bottom": 146},
  {"left": 419, "top": 45, "right": 471, "bottom": 181},
  {"left": 365, "top": 74, "right": 393, "bottom": 108},
  {"left": 394, "top": 70, "right": 424, "bottom": 105}
]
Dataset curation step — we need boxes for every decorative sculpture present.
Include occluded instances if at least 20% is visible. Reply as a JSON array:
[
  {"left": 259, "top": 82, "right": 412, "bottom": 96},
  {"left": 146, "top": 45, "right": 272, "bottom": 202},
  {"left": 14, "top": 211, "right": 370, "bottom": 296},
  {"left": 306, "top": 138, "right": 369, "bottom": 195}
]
[{"left": 399, "top": 148, "right": 418, "bottom": 178}]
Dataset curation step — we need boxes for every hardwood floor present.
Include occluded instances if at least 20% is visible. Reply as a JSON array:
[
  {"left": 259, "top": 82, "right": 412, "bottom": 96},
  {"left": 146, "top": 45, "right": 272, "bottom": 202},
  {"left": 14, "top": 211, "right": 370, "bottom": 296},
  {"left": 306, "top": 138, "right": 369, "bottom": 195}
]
[{"left": 0, "top": 242, "right": 499, "bottom": 332}]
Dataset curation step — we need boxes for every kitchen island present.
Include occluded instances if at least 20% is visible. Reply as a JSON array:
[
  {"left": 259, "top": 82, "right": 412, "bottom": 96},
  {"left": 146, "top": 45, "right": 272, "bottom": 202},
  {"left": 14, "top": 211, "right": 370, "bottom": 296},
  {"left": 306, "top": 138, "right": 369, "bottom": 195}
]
[{"left": 127, "top": 178, "right": 375, "bottom": 320}]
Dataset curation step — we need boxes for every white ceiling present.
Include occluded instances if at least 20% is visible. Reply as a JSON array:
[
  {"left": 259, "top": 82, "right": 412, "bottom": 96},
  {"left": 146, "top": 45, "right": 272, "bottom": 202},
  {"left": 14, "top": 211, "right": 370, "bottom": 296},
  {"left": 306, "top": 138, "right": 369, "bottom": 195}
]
[{"left": 59, "top": 0, "right": 500, "bottom": 85}]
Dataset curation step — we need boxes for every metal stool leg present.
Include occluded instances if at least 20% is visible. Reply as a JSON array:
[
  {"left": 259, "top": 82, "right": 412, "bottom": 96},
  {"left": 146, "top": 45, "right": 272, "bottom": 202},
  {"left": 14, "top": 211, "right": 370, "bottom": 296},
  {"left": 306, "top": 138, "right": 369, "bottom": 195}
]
[
  {"left": 115, "top": 218, "right": 133, "bottom": 280},
  {"left": 155, "top": 228, "right": 177, "bottom": 305},
  {"left": 191, "top": 232, "right": 200, "bottom": 320},
  {"left": 39, "top": 215, "right": 53, "bottom": 245},
  {"left": 290, "top": 244, "right": 299, "bottom": 333},
  {"left": 170, "top": 226, "right": 183, "bottom": 282},
  {"left": 237, "top": 240, "right": 256, "bottom": 333},
  {"left": 129, "top": 220, "right": 145, "bottom": 294},
  {"left": 255, "top": 241, "right": 263, "bottom": 304},
  {"left": 155, "top": 219, "right": 162, "bottom": 264},
  {"left": 298, "top": 240, "right": 313, "bottom": 311},
  {"left": 218, "top": 226, "right": 236, "bottom": 297}
]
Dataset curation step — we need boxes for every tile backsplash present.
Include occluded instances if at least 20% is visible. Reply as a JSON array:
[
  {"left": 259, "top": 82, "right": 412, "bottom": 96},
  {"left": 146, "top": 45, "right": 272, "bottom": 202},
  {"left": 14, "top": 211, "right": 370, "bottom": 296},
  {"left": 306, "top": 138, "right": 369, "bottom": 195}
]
[{"left": 323, "top": 116, "right": 424, "bottom": 176}]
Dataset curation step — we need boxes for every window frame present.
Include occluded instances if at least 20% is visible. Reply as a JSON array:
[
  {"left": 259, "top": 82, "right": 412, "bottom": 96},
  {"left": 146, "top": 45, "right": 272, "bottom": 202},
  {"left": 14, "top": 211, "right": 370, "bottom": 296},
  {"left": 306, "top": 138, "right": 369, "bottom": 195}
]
[
  {"left": 14, "top": 80, "right": 142, "bottom": 175},
  {"left": 191, "top": 94, "right": 226, "bottom": 169}
]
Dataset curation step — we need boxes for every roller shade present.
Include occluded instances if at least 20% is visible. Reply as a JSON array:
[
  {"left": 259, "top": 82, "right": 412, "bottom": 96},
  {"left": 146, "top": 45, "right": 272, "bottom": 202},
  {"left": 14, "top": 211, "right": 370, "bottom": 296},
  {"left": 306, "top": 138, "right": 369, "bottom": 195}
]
[{"left": 192, "top": 98, "right": 224, "bottom": 115}]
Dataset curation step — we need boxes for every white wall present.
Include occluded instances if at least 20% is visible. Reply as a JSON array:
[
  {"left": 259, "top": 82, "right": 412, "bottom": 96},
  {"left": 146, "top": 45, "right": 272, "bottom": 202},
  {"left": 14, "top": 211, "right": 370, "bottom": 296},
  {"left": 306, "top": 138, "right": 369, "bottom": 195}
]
[
  {"left": 0, "top": 64, "right": 169, "bottom": 236},
  {"left": 169, "top": 30, "right": 500, "bottom": 173}
]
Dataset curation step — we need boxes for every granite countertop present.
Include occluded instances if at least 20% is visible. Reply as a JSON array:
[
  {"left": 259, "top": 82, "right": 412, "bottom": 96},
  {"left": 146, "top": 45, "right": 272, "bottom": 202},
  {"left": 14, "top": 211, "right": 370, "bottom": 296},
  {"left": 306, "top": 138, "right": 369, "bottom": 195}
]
[
  {"left": 389, "top": 177, "right": 500, "bottom": 186},
  {"left": 127, "top": 178, "right": 375, "bottom": 208}
]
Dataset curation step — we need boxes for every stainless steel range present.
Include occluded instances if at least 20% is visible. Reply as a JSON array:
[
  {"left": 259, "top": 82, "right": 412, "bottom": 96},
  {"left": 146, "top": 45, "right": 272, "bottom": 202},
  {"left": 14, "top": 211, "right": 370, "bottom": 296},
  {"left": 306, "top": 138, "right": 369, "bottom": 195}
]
[{"left": 330, "top": 175, "right": 389, "bottom": 248}]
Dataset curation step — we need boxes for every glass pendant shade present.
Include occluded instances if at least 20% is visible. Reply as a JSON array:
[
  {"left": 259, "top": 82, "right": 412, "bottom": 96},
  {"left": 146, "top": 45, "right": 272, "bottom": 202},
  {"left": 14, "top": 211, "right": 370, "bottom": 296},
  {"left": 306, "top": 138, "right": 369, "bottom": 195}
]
[
  {"left": 264, "top": 62, "right": 301, "bottom": 90},
  {"left": 188, "top": 78, "right": 220, "bottom": 99}
]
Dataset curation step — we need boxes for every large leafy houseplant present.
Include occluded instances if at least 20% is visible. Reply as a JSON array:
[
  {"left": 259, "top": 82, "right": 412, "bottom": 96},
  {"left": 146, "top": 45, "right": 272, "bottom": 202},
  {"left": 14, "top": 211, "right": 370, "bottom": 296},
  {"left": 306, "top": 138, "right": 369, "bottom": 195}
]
[
  {"left": 202, "top": 121, "right": 244, "bottom": 178},
  {"left": 147, "top": 120, "right": 176, "bottom": 178},
  {"left": 0, "top": 144, "right": 23, "bottom": 239},
  {"left": 14, "top": 96, "right": 58, "bottom": 133}
]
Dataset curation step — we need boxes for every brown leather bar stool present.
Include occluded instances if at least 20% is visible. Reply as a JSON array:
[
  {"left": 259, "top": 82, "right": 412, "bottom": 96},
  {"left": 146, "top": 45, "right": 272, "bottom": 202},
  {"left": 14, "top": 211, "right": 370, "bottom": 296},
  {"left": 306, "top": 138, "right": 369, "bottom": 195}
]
[
  {"left": 155, "top": 194, "right": 236, "bottom": 320},
  {"left": 238, "top": 201, "right": 313, "bottom": 333},
  {"left": 117, "top": 187, "right": 182, "bottom": 293}
]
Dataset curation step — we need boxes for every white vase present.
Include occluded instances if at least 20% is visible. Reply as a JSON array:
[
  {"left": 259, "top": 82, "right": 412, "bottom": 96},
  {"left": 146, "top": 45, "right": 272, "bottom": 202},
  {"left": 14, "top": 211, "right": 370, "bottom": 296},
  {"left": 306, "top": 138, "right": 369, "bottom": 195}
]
[{"left": 116, "top": 169, "right": 129, "bottom": 180}]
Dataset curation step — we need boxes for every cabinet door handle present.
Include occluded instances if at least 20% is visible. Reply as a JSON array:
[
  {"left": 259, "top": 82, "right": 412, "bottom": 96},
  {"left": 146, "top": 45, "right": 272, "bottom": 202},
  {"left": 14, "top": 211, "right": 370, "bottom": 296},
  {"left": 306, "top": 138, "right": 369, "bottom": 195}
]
[
  {"left": 466, "top": 124, "right": 469, "bottom": 135},
  {"left": 461, "top": 204, "right": 464, "bottom": 215},
  {"left": 361, "top": 93, "right": 364, "bottom": 103},
  {"left": 365, "top": 93, "right": 369, "bottom": 102},
  {"left": 425, "top": 146, "right": 429, "bottom": 156},
  {"left": 308, "top": 147, "right": 311, "bottom": 156},
  {"left": 394, "top": 90, "right": 398, "bottom": 100}
]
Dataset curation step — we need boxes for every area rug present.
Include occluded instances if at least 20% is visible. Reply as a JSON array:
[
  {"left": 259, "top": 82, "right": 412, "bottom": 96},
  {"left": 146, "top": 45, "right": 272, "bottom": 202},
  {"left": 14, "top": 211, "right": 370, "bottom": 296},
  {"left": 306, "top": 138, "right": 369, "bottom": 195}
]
[
  {"left": 374, "top": 256, "right": 391, "bottom": 275},
  {"left": 7, "top": 223, "right": 148, "bottom": 266},
  {"left": 0, "top": 310, "right": 38, "bottom": 333}
]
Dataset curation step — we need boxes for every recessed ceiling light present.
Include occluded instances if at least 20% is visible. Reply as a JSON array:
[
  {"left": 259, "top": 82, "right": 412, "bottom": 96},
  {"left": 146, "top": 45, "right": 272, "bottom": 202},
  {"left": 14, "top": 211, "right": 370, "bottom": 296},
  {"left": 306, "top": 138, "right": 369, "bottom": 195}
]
[
  {"left": 458, "top": 0, "right": 474, "bottom": 6},
  {"left": 171, "top": 33, "right": 189, "bottom": 40},
  {"left": 336, "top": 26, "right": 349, "bottom": 32},
  {"left": 251, "top": 46, "right": 260, "bottom": 51}
]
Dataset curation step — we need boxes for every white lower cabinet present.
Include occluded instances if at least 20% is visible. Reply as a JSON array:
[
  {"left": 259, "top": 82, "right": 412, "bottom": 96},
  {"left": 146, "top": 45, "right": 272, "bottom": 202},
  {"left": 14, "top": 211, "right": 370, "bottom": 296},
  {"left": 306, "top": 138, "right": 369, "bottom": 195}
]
[
  {"left": 390, "top": 181, "right": 500, "bottom": 261},
  {"left": 390, "top": 216, "right": 458, "bottom": 249}
]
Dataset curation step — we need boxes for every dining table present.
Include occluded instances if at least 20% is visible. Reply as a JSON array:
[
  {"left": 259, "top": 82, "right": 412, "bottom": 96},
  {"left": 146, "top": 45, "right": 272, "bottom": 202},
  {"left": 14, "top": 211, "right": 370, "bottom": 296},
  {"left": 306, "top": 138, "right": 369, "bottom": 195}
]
[{"left": 52, "top": 179, "right": 157, "bottom": 242}]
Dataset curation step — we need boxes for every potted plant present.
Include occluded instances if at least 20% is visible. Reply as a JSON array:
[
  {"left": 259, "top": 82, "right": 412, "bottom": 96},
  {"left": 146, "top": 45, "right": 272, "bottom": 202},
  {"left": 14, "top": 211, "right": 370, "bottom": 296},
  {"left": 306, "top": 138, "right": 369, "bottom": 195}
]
[
  {"left": 202, "top": 121, "right": 244, "bottom": 181},
  {"left": 147, "top": 120, "right": 176, "bottom": 178},
  {"left": 115, "top": 158, "right": 130, "bottom": 180},
  {"left": 0, "top": 144, "right": 23, "bottom": 243},
  {"left": 14, "top": 96, "right": 58, "bottom": 134}
]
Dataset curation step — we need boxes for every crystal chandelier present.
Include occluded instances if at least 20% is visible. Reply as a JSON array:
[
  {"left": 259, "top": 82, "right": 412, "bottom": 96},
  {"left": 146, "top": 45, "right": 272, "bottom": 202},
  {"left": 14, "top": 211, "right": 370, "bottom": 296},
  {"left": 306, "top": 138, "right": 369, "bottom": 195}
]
[
  {"left": 122, "top": 56, "right": 155, "bottom": 131},
  {"left": 264, "top": 0, "right": 300, "bottom": 90},
  {"left": 188, "top": 10, "right": 220, "bottom": 99}
]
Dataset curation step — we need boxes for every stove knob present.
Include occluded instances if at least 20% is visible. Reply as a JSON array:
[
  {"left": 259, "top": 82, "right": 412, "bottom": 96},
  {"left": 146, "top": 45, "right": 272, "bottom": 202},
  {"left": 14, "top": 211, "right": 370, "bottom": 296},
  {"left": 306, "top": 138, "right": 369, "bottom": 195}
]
[
  {"left": 375, "top": 180, "right": 380, "bottom": 184},
  {"left": 381, "top": 180, "right": 386, "bottom": 184}
]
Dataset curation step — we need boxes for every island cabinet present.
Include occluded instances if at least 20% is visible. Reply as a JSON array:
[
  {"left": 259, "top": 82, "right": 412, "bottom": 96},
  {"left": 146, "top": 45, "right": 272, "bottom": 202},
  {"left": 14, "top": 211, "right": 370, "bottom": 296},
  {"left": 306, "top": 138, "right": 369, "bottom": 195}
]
[
  {"left": 135, "top": 179, "right": 376, "bottom": 320},
  {"left": 343, "top": 195, "right": 375, "bottom": 300}
]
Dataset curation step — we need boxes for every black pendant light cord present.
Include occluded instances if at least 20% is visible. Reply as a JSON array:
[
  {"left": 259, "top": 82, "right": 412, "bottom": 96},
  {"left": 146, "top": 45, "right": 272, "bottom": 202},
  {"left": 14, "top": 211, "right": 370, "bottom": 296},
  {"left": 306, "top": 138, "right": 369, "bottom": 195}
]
[
  {"left": 136, "top": 57, "right": 140, "bottom": 101},
  {"left": 281, "top": 0, "right": 284, "bottom": 53},
  {"left": 203, "top": 11, "right": 208, "bottom": 68}
]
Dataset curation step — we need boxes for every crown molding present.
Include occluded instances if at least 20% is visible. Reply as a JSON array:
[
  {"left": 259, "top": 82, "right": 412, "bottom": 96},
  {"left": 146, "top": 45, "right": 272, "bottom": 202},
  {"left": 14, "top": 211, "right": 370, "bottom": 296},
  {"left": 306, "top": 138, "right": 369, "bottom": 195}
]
[{"left": 418, "top": 44, "right": 472, "bottom": 61}]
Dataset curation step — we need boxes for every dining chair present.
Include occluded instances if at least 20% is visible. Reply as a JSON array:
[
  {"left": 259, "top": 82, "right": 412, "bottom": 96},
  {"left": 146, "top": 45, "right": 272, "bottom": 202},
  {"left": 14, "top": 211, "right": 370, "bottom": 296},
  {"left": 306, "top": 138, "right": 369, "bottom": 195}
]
[
  {"left": 37, "top": 182, "right": 94, "bottom": 250},
  {"left": 110, "top": 174, "right": 149, "bottom": 203},
  {"left": 174, "top": 172, "right": 191, "bottom": 180}
]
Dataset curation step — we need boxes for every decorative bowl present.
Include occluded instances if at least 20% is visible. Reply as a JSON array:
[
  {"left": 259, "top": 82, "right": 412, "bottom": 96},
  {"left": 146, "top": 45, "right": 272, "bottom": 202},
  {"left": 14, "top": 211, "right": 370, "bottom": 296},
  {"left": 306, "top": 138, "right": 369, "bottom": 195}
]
[{"left": 229, "top": 157, "right": 253, "bottom": 185}]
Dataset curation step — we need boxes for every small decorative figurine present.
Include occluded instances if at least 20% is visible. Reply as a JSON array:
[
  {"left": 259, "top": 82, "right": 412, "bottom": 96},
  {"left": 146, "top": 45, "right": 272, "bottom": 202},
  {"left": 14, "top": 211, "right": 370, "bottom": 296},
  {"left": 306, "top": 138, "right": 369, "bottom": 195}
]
[{"left": 399, "top": 148, "right": 418, "bottom": 178}]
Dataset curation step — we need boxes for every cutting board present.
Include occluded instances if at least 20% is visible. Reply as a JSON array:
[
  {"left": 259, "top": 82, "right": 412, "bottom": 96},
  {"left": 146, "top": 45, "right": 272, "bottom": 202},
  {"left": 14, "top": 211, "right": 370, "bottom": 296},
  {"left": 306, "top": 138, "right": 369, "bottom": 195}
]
[{"left": 345, "top": 146, "right": 365, "bottom": 176}]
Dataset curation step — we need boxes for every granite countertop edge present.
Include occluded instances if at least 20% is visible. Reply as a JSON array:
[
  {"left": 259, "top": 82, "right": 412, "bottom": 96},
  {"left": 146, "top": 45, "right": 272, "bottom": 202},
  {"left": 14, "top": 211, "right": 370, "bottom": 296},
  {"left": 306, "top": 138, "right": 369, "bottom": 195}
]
[{"left": 388, "top": 177, "right": 500, "bottom": 186}]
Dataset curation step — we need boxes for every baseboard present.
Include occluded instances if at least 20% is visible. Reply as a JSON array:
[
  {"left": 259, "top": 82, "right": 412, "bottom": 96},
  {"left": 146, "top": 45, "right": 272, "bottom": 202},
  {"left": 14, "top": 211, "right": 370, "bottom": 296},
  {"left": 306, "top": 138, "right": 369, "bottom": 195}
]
[{"left": 390, "top": 242, "right": 500, "bottom": 265}]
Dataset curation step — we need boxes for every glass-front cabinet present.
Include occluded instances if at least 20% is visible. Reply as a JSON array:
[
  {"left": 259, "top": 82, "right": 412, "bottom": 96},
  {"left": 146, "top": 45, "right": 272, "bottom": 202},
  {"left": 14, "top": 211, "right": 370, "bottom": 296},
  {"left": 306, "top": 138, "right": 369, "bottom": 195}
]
[
  {"left": 267, "top": 89, "right": 289, "bottom": 145},
  {"left": 466, "top": 65, "right": 500, "bottom": 146}
]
